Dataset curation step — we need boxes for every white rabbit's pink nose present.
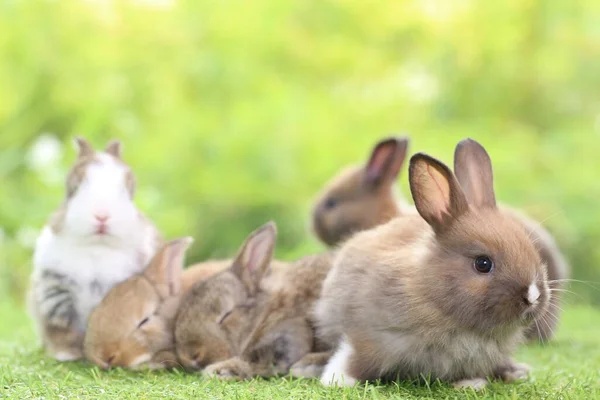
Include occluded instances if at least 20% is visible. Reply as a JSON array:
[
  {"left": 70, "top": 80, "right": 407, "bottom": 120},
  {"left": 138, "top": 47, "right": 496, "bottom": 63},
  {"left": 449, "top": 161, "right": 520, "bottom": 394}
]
[{"left": 94, "top": 214, "right": 110, "bottom": 223}]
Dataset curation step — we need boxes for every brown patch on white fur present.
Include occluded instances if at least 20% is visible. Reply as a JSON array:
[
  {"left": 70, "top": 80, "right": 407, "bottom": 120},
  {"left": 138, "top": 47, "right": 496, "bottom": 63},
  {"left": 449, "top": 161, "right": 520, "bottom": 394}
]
[
  {"left": 105, "top": 140, "right": 123, "bottom": 158},
  {"left": 50, "top": 138, "right": 137, "bottom": 234}
]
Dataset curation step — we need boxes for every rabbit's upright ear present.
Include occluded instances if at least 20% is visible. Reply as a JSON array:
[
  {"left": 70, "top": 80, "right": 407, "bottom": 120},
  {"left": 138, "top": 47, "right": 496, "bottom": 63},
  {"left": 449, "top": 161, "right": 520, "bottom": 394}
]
[
  {"left": 105, "top": 139, "right": 123, "bottom": 159},
  {"left": 453, "top": 138, "right": 497, "bottom": 209},
  {"left": 409, "top": 153, "right": 468, "bottom": 232},
  {"left": 231, "top": 222, "right": 277, "bottom": 295},
  {"left": 364, "top": 136, "right": 409, "bottom": 189},
  {"left": 145, "top": 237, "right": 193, "bottom": 296},
  {"left": 74, "top": 137, "right": 95, "bottom": 158}
]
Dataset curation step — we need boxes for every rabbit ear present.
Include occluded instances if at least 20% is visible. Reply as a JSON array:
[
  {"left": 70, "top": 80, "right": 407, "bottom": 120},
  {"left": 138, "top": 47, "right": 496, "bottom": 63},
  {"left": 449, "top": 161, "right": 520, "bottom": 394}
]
[
  {"left": 145, "top": 237, "right": 193, "bottom": 296},
  {"left": 105, "top": 140, "right": 123, "bottom": 159},
  {"left": 409, "top": 153, "right": 469, "bottom": 232},
  {"left": 454, "top": 138, "right": 497, "bottom": 209},
  {"left": 364, "top": 137, "right": 409, "bottom": 188},
  {"left": 232, "top": 222, "right": 277, "bottom": 294},
  {"left": 74, "top": 137, "right": 95, "bottom": 158}
]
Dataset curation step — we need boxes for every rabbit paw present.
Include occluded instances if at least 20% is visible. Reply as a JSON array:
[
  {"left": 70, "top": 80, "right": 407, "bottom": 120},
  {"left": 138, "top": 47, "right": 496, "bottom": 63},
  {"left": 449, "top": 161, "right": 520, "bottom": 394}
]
[
  {"left": 452, "top": 378, "right": 488, "bottom": 391},
  {"left": 51, "top": 349, "right": 82, "bottom": 362},
  {"left": 290, "top": 361, "right": 324, "bottom": 379},
  {"left": 496, "top": 361, "right": 530, "bottom": 382},
  {"left": 203, "top": 358, "right": 250, "bottom": 381},
  {"left": 290, "top": 351, "right": 332, "bottom": 378}
]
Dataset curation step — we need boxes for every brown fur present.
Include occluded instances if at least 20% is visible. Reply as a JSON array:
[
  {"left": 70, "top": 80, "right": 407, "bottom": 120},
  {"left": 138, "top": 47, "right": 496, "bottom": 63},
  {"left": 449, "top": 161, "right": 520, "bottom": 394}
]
[
  {"left": 313, "top": 136, "right": 567, "bottom": 342},
  {"left": 32, "top": 314, "right": 84, "bottom": 360},
  {"left": 454, "top": 139, "right": 569, "bottom": 341},
  {"left": 315, "top": 150, "right": 550, "bottom": 388},
  {"left": 312, "top": 137, "right": 413, "bottom": 246},
  {"left": 174, "top": 222, "right": 334, "bottom": 380},
  {"left": 84, "top": 239, "right": 229, "bottom": 369}
]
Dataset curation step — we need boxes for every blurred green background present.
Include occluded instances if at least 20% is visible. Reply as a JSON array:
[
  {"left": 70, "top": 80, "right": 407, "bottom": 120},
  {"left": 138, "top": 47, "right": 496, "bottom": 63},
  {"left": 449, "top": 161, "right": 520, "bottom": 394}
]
[{"left": 0, "top": 0, "right": 598, "bottom": 306}]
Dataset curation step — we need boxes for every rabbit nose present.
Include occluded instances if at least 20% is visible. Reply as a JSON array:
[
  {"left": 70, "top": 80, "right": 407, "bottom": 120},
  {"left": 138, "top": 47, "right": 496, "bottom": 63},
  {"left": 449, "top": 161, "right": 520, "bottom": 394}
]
[
  {"left": 95, "top": 214, "right": 110, "bottom": 223},
  {"left": 522, "top": 283, "right": 540, "bottom": 306}
]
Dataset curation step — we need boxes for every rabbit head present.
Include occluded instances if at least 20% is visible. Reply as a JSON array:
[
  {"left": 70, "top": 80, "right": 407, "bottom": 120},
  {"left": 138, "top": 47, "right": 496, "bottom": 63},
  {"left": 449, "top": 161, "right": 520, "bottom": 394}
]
[
  {"left": 51, "top": 137, "right": 141, "bottom": 244},
  {"left": 174, "top": 222, "right": 276, "bottom": 370},
  {"left": 454, "top": 138, "right": 567, "bottom": 342},
  {"left": 312, "top": 137, "right": 409, "bottom": 246},
  {"left": 84, "top": 237, "right": 192, "bottom": 369},
  {"left": 407, "top": 150, "right": 550, "bottom": 334}
]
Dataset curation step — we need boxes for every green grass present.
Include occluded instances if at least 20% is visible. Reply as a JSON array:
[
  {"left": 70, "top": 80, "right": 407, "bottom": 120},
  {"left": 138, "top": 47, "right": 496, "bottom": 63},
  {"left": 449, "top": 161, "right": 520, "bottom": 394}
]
[{"left": 0, "top": 302, "right": 598, "bottom": 399}]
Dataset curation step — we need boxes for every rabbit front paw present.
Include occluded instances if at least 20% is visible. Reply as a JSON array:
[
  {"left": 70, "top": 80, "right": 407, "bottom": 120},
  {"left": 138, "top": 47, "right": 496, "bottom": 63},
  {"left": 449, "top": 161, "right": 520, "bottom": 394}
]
[
  {"left": 495, "top": 361, "right": 530, "bottom": 382},
  {"left": 51, "top": 349, "right": 83, "bottom": 362},
  {"left": 452, "top": 378, "right": 488, "bottom": 391},
  {"left": 203, "top": 358, "right": 251, "bottom": 381},
  {"left": 290, "top": 361, "right": 324, "bottom": 379},
  {"left": 290, "top": 351, "right": 333, "bottom": 378}
]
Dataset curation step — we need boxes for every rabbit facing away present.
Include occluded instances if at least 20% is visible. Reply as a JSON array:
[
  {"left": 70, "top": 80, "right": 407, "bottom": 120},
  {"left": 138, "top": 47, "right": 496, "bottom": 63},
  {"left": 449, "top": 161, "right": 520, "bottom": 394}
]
[
  {"left": 174, "top": 222, "right": 334, "bottom": 380},
  {"left": 312, "top": 137, "right": 413, "bottom": 246},
  {"left": 313, "top": 136, "right": 567, "bottom": 342},
  {"left": 29, "top": 137, "right": 162, "bottom": 361},
  {"left": 84, "top": 237, "right": 230, "bottom": 369},
  {"left": 315, "top": 148, "right": 550, "bottom": 389}
]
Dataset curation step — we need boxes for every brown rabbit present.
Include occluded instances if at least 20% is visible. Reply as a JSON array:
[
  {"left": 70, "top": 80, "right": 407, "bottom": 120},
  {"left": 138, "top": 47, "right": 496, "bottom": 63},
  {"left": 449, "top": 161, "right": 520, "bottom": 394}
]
[
  {"left": 174, "top": 222, "right": 334, "bottom": 380},
  {"left": 453, "top": 138, "right": 568, "bottom": 341},
  {"left": 315, "top": 149, "right": 550, "bottom": 390},
  {"left": 313, "top": 136, "right": 567, "bottom": 342},
  {"left": 84, "top": 238, "right": 229, "bottom": 369},
  {"left": 312, "top": 137, "right": 413, "bottom": 246}
]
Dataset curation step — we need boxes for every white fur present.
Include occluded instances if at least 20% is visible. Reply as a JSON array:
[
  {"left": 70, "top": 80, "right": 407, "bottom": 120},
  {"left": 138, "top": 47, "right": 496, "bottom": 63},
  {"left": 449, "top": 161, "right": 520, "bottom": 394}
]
[
  {"left": 527, "top": 283, "right": 540, "bottom": 305},
  {"left": 31, "top": 152, "right": 159, "bottom": 333},
  {"left": 53, "top": 351, "right": 81, "bottom": 362},
  {"left": 320, "top": 338, "right": 357, "bottom": 387},
  {"left": 128, "top": 353, "right": 152, "bottom": 369},
  {"left": 452, "top": 378, "right": 488, "bottom": 390},
  {"left": 62, "top": 154, "right": 140, "bottom": 240}
]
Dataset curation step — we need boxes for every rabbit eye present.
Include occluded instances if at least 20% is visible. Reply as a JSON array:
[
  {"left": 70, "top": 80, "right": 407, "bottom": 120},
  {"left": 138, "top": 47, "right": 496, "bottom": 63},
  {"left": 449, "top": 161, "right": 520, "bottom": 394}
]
[
  {"left": 137, "top": 317, "right": 150, "bottom": 328},
  {"left": 474, "top": 256, "right": 494, "bottom": 273},
  {"left": 324, "top": 198, "right": 338, "bottom": 210}
]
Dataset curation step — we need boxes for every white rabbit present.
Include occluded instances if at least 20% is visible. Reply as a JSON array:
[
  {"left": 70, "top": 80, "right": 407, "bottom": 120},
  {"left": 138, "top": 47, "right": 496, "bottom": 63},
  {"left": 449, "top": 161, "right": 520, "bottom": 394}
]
[{"left": 28, "top": 137, "right": 162, "bottom": 361}]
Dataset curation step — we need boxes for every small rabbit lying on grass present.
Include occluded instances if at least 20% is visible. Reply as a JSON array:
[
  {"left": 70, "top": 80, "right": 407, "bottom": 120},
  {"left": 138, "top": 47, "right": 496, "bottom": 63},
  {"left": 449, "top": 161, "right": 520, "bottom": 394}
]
[
  {"left": 174, "top": 222, "right": 334, "bottom": 380},
  {"left": 84, "top": 237, "right": 229, "bottom": 369}
]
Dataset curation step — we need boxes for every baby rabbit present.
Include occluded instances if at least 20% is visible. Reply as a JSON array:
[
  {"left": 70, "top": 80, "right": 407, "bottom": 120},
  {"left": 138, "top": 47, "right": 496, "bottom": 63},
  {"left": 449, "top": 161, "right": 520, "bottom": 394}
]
[
  {"left": 454, "top": 139, "right": 568, "bottom": 342},
  {"left": 28, "top": 137, "right": 162, "bottom": 361},
  {"left": 175, "top": 222, "right": 334, "bottom": 380},
  {"left": 84, "top": 237, "right": 229, "bottom": 369},
  {"left": 312, "top": 137, "right": 412, "bottom": 246},
  {"left": 313, "top": 136, "right": 567, "bottom": 342},
  {"left": 315, "top": 147, "right": 550, "bottom": 390}
]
